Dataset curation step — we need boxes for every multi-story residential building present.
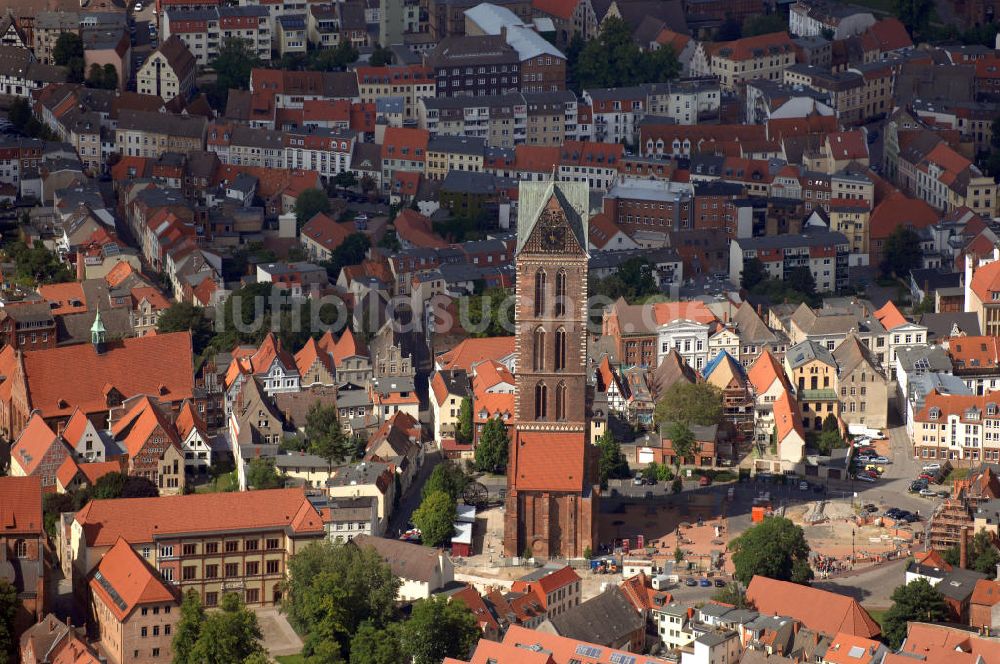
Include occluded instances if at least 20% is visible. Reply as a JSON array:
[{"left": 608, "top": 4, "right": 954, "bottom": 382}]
[
  {"left": 834, "top": 334, "right": 890, "bottom": 428},
  {"left": 136, "top": 35, "right": 197, "bottom": 101},
  {"left": 689, "top": 32, "right": 796, "bottom": 91},
  {"left": 967, "top": 258, "right": 1000, "bottom": 336},
  {"left": 523, "top": 90, "right": 578, "bottom": 145},
  {"left": 644, "top": 78, "right": 722, "bottom": 125},
  {"left": 11, "top": 415, "right": 72, "bottom": 491},
  {"left": 115, "top": 110, "right": 206, "bottom": 158},
  {"left": 785, "top": 340, "right": 841, "bottom": 431},
  {"left": 163, "top": 6, "right": 271, "bottom": 67},
  {"left": 784, "top": 64, "right": 865, "bottom": 125},
  {"left": 33, "top": 11, "right": 127, "bottom": 65},
  {"left": 556, "top": 140, "right": 623, "bottom": 192},
  {"left": 789, "top": 0, "right": 876, "bottom": 39},
  {"left": 425, "top": 135, "right": 486, "bottom": 180},
  {"left": 420, "top": 92, "right": 581, "bottom": 148},
  {"left": 426, "top": 34, "right": 520, "bottom": 97},
  {"left": 730, "top": 228, "right": 850, "bottom": 293},
  {"left": 583, "top": 86, "right": 646, "bottom": 145},
  {"left": 355, "top": 65, "right": 435, "bottom": 122},
  {"left": 276, "top": 15, "right": 307, "bottom": 56},
  {"left": 912, "top": 390, "right": 1000, "bottom": 463},
  {"left": 70, "top": 489, "right": 326, "bottom": 607},
  {"left": 0, "top": 476, "right": 44, "bottom": 635},
  {"left": 604, "top": 178, "right": 693, "bottom": 235},
  {"left": 428, "top": 0, "right": 532, "bottom": 40},
  {"left": 381, "top": 126, "right": 428, "bottom": 192},
  {"left": 283, "top": 126, "right": 355, "bottom": 180},
  {"left": 945, "top": 336, "right": 1000, "bottom": 396},
  {"left": 90, "top": 538, "right": 180, "bottom": 664}
]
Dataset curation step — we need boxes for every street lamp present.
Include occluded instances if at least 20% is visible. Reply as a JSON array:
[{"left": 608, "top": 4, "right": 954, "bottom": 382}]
[{"left": 851, "top": 528, "right": 856, "bottom": 566}]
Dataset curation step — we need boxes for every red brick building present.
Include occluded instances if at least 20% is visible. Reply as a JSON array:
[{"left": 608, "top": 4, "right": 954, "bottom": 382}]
[
  {"left": 504, "top": 181, "right": 596, "bottom": 559},
  {"left": 0, "top": 476, "right": 45, "bottom": 637},
  {"left": 10, "top": 414, "right": 71, "bottom": 492},
  {"left": 90, "top": 538, "right": 180, "bottom": 664}
]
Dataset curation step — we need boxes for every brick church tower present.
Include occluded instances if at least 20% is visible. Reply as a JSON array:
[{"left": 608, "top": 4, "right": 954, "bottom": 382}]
[{"left": 503, "top": 181, "right": 597, "bottom": 559}]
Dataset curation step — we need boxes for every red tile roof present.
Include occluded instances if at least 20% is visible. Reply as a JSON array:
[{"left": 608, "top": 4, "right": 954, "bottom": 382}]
[
  {"left": 175, "top": 400, "right": 207, "bottom": 440},
  {"left": 512, "top": 431, "right": 586, "bottom": 492},
  {"left": 21, "top": 331, "right": 195, "bottom": 419},
  {"left": 0, "top": 476, "right": 43, "bottom": 534},
  {"left": 394, "top": 209, "right": 448, "bottom": 249},
  {"left": 971, "top": 578, "right": 1000, "bottom": 607},
  {"left": 90, "top": 538, "right": 178, "bottom": 621},
  {"left": 970, "top": 260, "right": 1000, "bottom": 304},
  {"left": 438, "top": 337, "right": 515, "bottom": 372},
  {"left": 382, "top": 127, "right": 429, "bottom": 162},
  {"left": 899, "top": 622, "right": 1000, "bottom": 663},
  {"left": 37, "top": 282, "right": 87, "bottom": 315},
  {"left": 748, "top": 350, "right": 789, "bottom": 394},
  {"left": 301, "top": 212, "right": 352, "bottom": 253},
  {"left": 707, "top": 32, "right": 794, "bottom": 61},
  {"left": 874, "top": 300, "right": 908, "bottom": 330},
  {"left": 531, "top": 0, "right": 577, "bottom": 19},
  {"left": 868, "top": 191, "right": 938, "bottom": 241},
  {"left": 110, "top": 397, "right": 181, "bottom": 459},
  {"left": 74, "top": 488, "right": 325, "bottom": 547},
  {"left": 449, "top": 583, "right": 501, "bottom": 633},
  {"left": 13, "top": 414, "right": 65, "bottom": 476},
  {"left": 330, "top": 327, "right": 368, "bottom": 365},
  {"left": 745, "top": 576, "right": 881, "bottom": 638},
  {"left": 827, "top": 131, "right": 868, "bottom": 161},
  {"left": 948, "top": 336, "right": 1000, "bottom": 370},
  {"left": 861, "top": 17, "right": 912, "bottom": 53},
  {"left": 295, "top": 336, "right": 334, "bottom": 378}
]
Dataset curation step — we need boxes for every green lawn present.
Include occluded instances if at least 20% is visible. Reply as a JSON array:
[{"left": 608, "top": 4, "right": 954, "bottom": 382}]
[
  {"left": 275, "top": 655, "right": 305, "bottom": 664},
  {"left": 194, "top": 470, "right": 238, "bottom": 493},
  {"left": 867, "top": 608, "right": 890, "bottom": 632}
]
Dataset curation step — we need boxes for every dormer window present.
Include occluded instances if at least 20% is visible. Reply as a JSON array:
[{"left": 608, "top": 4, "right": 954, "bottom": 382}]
[{"left": 929, "top": 408, "right": 940, "bottom": 420}]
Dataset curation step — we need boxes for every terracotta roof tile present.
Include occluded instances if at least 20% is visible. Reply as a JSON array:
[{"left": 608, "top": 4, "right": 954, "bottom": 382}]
[
  {"left": 331, "top": 327, "right": 368, "bottom": 365},
  {"left": 90, "top": 538, "right": 178, "bottom": 622},
  {"left": 301, "top": 212, "right": 352, "bottom": 252},
  {"left": 874, "top": 301, "right": 908, "bottom": 330},
  {"left": 748, "top": 350, "right": 789, "bottom": 394},
  {"left": 868, "top": 192, "right": 938, "bottom": 241},
  {"left": 394, "top": 209, "right": 447, "bottom": 249},
  {"left": 746, "top": 576, "right": 880, "bottom": 638},
  {"left": 13, "top": 414, "right": 65, "bottom": 476},
  {"left": 20, "top": 331, "right": 194, "bottom": 419},
  {"left": 512, "top": 431, "right": 585, "bottom": 492},
  {"left": 438, "top": 337, "right": 515, "bottom": 372},
  {"left": 970, "top": 260, "right": 1000, "bottom": 304},
  {"left": 74, "top": 488, "right": 325, "bottom": 546},
  {"left": 0, "top": 476, "right": 43, "bottom": 534}
]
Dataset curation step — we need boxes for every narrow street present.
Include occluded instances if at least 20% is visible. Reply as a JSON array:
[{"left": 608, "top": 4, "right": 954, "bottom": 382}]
[{"left": 387, "top": 447, "right": 442, "bottom": 536}]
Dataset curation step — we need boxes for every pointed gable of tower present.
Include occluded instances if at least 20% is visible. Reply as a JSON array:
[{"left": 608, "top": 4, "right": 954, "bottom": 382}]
[{"left": 515, "top": 180, "right": 590, "bottom": 256}]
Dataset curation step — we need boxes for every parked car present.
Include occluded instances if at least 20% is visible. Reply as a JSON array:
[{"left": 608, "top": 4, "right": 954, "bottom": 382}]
[
  {"left": 870, "top": 456, "right": 890, "bottom": 464},
  {"left": 862, "top": 504, "right": 878, "bottom": 513},
  {"left": 134, "top": 2, "right": 143, "bottom": 10},
  {"left": 799, "top": 481, "right": 810, "bottom": 491},
  {"left": 699, "top": 475, "right": 711, "bottom": 486},
  {"left": 714, "top": 579, "right": 727, "bottom": 587},
  {"left": 856, "top": 455, "right": 872, "bottom": 463},
  {"left": 900, "top": 512, "right": 919, "bottom": 522},
  {"left": 922, "top": 463, "right": 942, "bottom": 471},
  {"left": 884, "top": 508, "right": 904, "bottom": 518},
  {"left": 919, "top": 488, "right": 938, "bottom": 497},
  {"left": 699, "top": 578, "right": 712, "bottom": 587},
  {"left": 684, "top": 578, "right": 697, "bottom": 587},
  {"left": 856, "top": 474, "right": 876, "bottom": 482},
  {"left": 852, "top": 438, "right": 872, "bottom": 448},
  {"left": 633, "top": 474, "right": 643, "bottom": 486}
]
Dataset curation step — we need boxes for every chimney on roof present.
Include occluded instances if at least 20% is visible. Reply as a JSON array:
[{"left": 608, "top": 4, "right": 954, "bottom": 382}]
[{"left": 960, "top": 526, "right": 970, "bottom": 569}]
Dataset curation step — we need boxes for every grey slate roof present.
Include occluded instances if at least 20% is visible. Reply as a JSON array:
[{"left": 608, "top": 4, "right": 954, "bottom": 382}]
[
  {"left": 516, "top": 180, "right": 588, "bottom": 255},
  {"left": 546, "top": 587, "right": 644, "bottom": 646}
]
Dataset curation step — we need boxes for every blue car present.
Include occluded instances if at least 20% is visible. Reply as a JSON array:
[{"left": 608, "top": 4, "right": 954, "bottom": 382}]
[{"left": 699, "top": 578, "right": 711, "bottom": 587}]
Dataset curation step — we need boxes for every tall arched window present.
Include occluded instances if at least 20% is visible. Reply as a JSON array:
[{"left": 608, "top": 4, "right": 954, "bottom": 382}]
[
  {"left": 533, "top": 327, "right": 546, "bottom": 371},
  {"left": 554, "top": 327, "right": 566, "bottom": 371},
  {"left": 534, "top": 269, "right": 547, "bottom": 317},
  {"left": 555, "top": 269, "right": 567, "bottom": 317},
  {"left": 555, "top": 381, "right": 567, "bottom": 420},
  {"left": 535, "top": 382, "right": 548, "bottom": 420},
  {"left": 14, "top": 539, "right": 27, "bottom": 558}
]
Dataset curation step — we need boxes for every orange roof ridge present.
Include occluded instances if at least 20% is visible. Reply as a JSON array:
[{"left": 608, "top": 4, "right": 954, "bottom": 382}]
[{"left": 90, "top": 538, "right": 177, "bottom": 621}]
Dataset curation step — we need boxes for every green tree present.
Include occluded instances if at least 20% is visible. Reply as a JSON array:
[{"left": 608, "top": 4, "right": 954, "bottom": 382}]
[
  {"left": 460, "top": 287, "right": 512, "bottom": 338},
  {"left": 475, "top": 417, "right": 509, "bottom": 473},
  {"left": 158, "top": 302, "right": 214, "bottom": 355},
  {"left": 590, "top": 257, "right": 660, "bottom": 302},
  {"left": 455, "top": 397, "right": 473, "bottom": 444},
  {"left": 893, "top": 0, "right": 933, "bottom": 37},
  {"left": 742, "top": 14, "right": 786, "bottom": 37},
  {"left": 284, "top": 541, "right": 400, "bottom": 657},
  {"left": 53, "top": 32, "right": 84, "bottom": 82},
  {"left": 666, "top": 421, "right": 695, "bottom": 471},
  {"left": 210, "top": 38, "right": 262, "bottom": 108},
  {"left": 596, "top": 429, "right": 630, "bottom": 489},
  {"left": 102, "top": 64, "right": 118, "bottom": 89},
  {"left": 4, "top": 240, "right": 73, "bottom": 285},
  {"left": 91, "top": 471, "right": 127, "bottom": 499},
  {"left": 312, "top": 41, "right": 359, "bottom": 70},
  {"left": 572, "top": 17, "right": 680, "bottom": 90},
  {"left": 377, "top": 229, "right": 401, "bottom": 252},
  {"left": 740, "top": 256, "right": 767, "bottom": 290},
  {"left": 370, "top": 44, "right": 395, "bottom": 67},
  {"left": 246, "top": 457, "right": 285, "bottom": 490},
  {"left": 715, "top": 18, "right": 742, "bottom": 41},
  {"left": 943, "top": 530, "right": 1000, "bottom": 578},
  {"left": 7, "top": 98, "right": 31, "bottom": 131},
  {"left": 422, "top": 461, "right": 468, "bottom": 501},
  {"left": 728, "top": 516, "right": 813, "bottom": 586},
  {"left": 295, "top": 188, "right": 332, "bottom": 228},
  {"left": 786, "top": 266, "right": 817, "bottom": 300},
  {"left": 122, "top": 476, "right": 160, "bottom": 498},
  {"left": 172, "top": 590, "right": 204, "bottom": 664},
  {"left": 305, "top": 402, "right": 352, "bottom": 470},
  {"left": 672, "top": 477, "right": 683, "bottom": 494},
  {"left": 0, "top": 579, "right": 15, "bottom": 664},
  {"left": 188, "top": 593, "right": 264, "bottom": 664},
  {"left": 412, "top": 490, "right": 457, "bottom": 547},
  {"left": 654, "top": 382, "right": 724, "bottom": 428},
  {"left": 400, "top": 596, "right": 480, "bottom": 664},
  {"left": 321, "top": 232, "right": 371, "bottom": 281},
  {"left": 332, "top": 171, "right": 358, "bottom": 193},
  {"left": 881, "top": 226, "right": 923, "bottom": 279},
  {"left": 350, "top": 621, "right": 404, "bottom": 664},
  {"left": 53, "top": 32, "right": 83, "bottom": 66},
  {"left": 882, "top": 578, "right": 948, "bottom": 648}
]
